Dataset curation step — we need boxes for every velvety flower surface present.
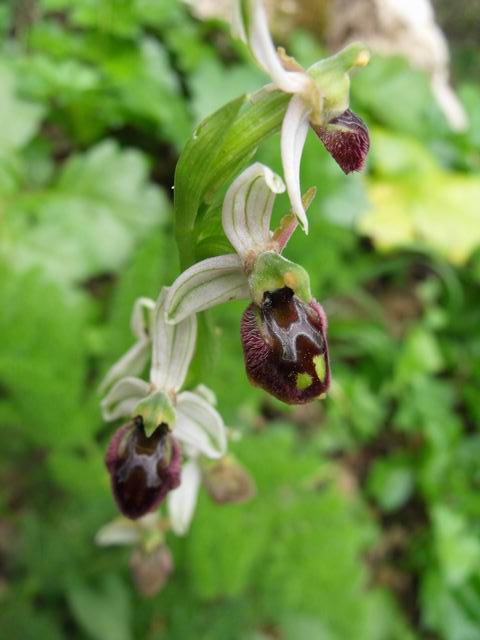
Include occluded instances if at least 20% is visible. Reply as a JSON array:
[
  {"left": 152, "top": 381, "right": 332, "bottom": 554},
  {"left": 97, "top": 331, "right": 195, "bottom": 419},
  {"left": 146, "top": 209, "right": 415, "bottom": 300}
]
[
  {"left": 311, "top": 109, "right": 370, "bottom": 174},
  {"left": 241, "top": 287, "right": 330, "bottom": 403},
  {"left": 106, "top": 419, "right": 181, "bottom": 519}
]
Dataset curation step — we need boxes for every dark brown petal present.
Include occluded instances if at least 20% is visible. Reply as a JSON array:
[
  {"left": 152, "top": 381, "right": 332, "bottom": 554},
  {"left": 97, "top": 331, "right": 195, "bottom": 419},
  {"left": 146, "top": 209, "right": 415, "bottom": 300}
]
[
  {"left": 105, "top": 420, "right": 181, "bottom": 520},
  {"left": 311, "top": 109, "right": 370, "bottom": 174},
  {"left": 240, "top": 287, "right": 330, "bottom": 404}
]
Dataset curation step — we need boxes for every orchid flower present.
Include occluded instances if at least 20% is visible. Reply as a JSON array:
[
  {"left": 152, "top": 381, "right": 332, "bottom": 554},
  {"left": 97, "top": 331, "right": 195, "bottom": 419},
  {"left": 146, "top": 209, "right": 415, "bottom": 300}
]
[
  {"left": 232, "top": 0, "right": 370, "bottom": 232},
  {"left": 165, "top": 162, "right": 330, "bottom": 404},
  {"left": 100, "top": 288, "right": 227, "bottom": 520}
]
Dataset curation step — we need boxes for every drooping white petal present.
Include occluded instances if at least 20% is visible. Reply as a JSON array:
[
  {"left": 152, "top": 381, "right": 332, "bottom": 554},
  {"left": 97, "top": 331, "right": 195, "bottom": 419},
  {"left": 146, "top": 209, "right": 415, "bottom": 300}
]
[
  {"left": 222, "top": 162, "right": 285, "bottom": 260},
  {"left": 95, "top": 517, "right": 142, "bottom": 547},
  {"left": 281, "top": 95, "right": 311, "bottom": 233},
  {"left": 167, "top": 460, "right": 202, "bottom": 536},
  {"left": 150, "top": 288, "right": 197, "bottom": 392},
  {"left": 131, "top": 296, "right": 156, "bottom": 340},
  {"left": 248, "top": 0, "right": 311, "bottom": 94},
  {"left": 175, "top": 391, "right": 227, "bottom": 459},
  {"left": 101, "top": 376, "right": 149, "bottom": 421},
  {"left": 165, "top": 255, "right": 249, "bottom": 325}
]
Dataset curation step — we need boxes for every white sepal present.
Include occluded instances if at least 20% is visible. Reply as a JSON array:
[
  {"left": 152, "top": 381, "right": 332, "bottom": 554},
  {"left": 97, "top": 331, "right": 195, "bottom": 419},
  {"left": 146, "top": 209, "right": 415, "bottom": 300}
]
[
  {"left": 100, "top": 376, "right": 149, "bottom": 421},
  {"left": 281, "top": 95, "right": 311, "bottom": 233},
  {"left": 167, "top": 460, "right": 202, "bottom": 536},
  {"left": 98, "top": 340, "right": 150, "bottom": 396},
  {"left": 175, "top": 391, "right": 227, "bottom": 459},
  {"left": 165, "top": 254, "right": 249, "bottom": 324},
  {"left": 150, "top": 288, "right": 197, "bottom": 392},
  {"left": 222, "top": 162, "right": 285, "bottom": 260},
  {"left": 248, "top": 0, "right": 310, "bottom": 94},
  {"left": 131, "top": 296, "right": 156, "bottom": 339},
  {"left": 95, "top": 517, "right": 142, "bottom": 547}
]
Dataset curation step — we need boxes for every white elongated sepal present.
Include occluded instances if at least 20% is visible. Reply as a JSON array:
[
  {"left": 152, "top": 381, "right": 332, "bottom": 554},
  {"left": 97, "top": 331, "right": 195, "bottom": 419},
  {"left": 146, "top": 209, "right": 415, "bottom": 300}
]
[
  {"left": 98, "top": 340, "right": 150, "bottom": 395},
  {"left": 175, "top": 391, "right": 227, "bottom": 459},
  {"left": 165, "top": 255, "right": 249, "bottom": 324},
  {"left": 167, "top": 460, "right": 202, "bottom": 536},
  {"left": 101, "top": 376, "right": 149, "bottom": 421},
  {"left": 98, "top": 296, "right": 154, "bottom": 395},
  {"left": 95, "top": 518, "right": 141, "bottom": 546},
  {"left": 131, "top": 296, "right": 156, "bottom": 339},
  {"left": 150, "top": 288, "right": 197, "bottom": 392},
  {"left": 281, "top": 95, "right": 311, "bottom": 233},
  {"left": 248, "top": 0, "right": 310, "bottom": 94},
  {"left": 222, "top": 162, "right": 285, "bottom": 260}
]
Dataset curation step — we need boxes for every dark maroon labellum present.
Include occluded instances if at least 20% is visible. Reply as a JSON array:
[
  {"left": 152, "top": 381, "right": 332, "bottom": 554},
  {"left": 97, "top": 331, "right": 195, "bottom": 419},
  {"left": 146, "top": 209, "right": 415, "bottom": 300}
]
[
  {"left": 105, "top": 418, "right": 181, "bottom": 520},
  {"left": 311, "top": 108, "right": 370, "bottom": 174},
  {"left": 241, "top": 287, "right": 330, "bottom": 404}
]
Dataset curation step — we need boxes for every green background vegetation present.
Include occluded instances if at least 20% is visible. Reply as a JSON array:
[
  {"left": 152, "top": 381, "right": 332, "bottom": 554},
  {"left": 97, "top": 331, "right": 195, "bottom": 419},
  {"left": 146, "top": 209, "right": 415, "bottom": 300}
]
[{"left": 1, "top": 1, "right": 480, "bottom": 638}]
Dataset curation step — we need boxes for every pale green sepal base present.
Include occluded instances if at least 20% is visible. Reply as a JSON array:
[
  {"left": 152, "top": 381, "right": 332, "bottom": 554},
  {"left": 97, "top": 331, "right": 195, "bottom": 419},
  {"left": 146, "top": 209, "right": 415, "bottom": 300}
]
[
  {"left": 308, "top": 42, "right": 370, "bottom": 123},
  {"left": 248, "top": 251, "right": 312, "bottom": 305},
  {"left": 134, "top": 390, "right": 176, "bottom": 438}
]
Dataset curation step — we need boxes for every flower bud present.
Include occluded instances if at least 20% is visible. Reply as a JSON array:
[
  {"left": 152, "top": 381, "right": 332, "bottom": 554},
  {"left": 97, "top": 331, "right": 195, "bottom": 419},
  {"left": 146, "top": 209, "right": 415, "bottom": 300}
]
[
  {"left": 311, "top": 109, "right": 370, "bottom": 174},
  {"left": 105, "top": 419, "right": 181, "bottom": 519},
  {"left": 129, "top": 544, "right": 173, "bottom": 597},
  {"left": 203, "top": 458, "right": 256, "bottom": 505},
  {"left": 241, "top": 287, "right": 330, "bottom": 404}
]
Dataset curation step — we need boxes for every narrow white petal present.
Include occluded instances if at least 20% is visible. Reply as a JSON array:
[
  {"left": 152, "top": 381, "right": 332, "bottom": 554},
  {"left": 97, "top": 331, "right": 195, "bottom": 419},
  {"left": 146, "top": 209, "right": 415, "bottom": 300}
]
[
  {"left": 222, "top": 162, "right": 285, "bottom": 259},
  {"left": 165, "top": 255, "right": 249, "bottom": 325},
  {"left": 249, "top": 0, "right": 310, "bottom": 94},
  {"left": 100, "top": 376, "right": 149, "bottom": 421},
  {"left": 281, "top": 95, "right": 311, "bottom": 233},
  {"left": 95, "top": 518, "right": 142, "bottom": 546},
  {"left": 150, "top": 288, "right": 197, "bottom": 392},
  {"left": 130, "top": 297, "right": 156, "bottom": 340},
  {"left": 167, "top": 460, "right": 202, "bottom": 536},
  {"left": 175, "top": 391, "right": 227, "bottom": 459},
  {"left": 98, "top": 340, "right": 150, "bottom": 395},
  {"left": 231, "top": 0, "right": 247, "bottom": 42}
]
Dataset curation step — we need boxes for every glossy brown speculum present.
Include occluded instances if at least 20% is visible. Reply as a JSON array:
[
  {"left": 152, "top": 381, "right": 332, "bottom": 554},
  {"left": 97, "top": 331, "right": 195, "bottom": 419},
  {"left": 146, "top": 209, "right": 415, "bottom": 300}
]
[
  {"left": 241, "top": 287, "right": 330, "bottom": 404},
  {"left": 105, "top": 418, "right": 181, "bottom": 519}
]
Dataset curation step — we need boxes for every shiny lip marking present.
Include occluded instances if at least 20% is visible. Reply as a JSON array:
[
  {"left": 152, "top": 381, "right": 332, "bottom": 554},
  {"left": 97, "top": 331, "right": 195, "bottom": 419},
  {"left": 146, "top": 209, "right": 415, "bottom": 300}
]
[{"left": 263, "top": 298, "right": 323, "bottom": 362}]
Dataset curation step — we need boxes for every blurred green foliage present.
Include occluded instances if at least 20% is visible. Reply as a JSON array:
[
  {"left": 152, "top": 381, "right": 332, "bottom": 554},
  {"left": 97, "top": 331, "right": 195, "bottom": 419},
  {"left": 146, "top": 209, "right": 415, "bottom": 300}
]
[{"left": 1, "top": 1, "right": 480, "bottom": 639}]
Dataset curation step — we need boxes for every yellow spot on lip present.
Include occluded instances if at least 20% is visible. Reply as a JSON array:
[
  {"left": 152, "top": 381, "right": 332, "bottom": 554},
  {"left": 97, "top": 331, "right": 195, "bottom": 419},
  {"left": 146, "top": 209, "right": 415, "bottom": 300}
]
[
  {"left": 296, "top": 372, "right": 313, "bottom": 390},
  {"left": 284, "top": 271, "right": 297, "bottom": 289},
  {"left": 356, "top": 50, "right": 370, "bottom": 67},
  {"left": 313, "top": 355, "right": 326, "bottom": 382}
]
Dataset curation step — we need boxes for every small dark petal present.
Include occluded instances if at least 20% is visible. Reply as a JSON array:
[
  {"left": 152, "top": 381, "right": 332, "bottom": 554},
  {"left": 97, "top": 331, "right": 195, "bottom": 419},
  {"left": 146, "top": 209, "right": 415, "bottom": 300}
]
[
  {"left": 105, "top": 421, "right": 181, "bottom": 520},
  {"left": 311, "top": 109, "right": 370, "bottom": 174},
  {"left": 240, "top": 287, "right": 330, "bottom": 404}
]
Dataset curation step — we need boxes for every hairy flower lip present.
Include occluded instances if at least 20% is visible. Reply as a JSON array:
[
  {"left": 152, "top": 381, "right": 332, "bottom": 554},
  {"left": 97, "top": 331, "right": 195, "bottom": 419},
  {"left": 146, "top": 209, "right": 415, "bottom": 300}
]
[
  {"left": 311, "top": 108, "right": 370, "bottom": 174},
  {"left": 240, "top": 288, "right": 330, "bottom": 404},
  {"left": 106, "top": 420, "right": 182, "bottom": 520}
]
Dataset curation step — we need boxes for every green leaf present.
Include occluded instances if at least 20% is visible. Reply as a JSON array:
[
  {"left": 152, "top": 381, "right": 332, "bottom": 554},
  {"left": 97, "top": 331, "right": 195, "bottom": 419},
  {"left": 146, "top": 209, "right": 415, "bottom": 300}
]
[
  {"left": 5, "top": 140, "right": 169, "bottom": 284},
  {"left": 433, "top": 506, "right": 480, "bottom": 588},
  {"left": 367, "top": 454, "right": 414, "bottom": 512},
  {"left": 174, "top": 95, "right": 245, "bottom": 267},
  {"left": 67, "top": 576, "right": 132, "bottom": 640},
  {"left": 0, "top": 58, "right": 44, "bottom": 152},
  {"left": 361, "top": 170, "right": 480, "bottom": 264}
]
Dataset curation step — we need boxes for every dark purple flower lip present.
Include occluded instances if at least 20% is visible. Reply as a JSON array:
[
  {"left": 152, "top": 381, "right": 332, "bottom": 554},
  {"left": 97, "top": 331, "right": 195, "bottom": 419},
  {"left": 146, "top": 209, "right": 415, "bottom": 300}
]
[
  {"left": 241, "top": 287, "right": 330, "bottom": 404},
  {"left": 105, "top": 417, "right": 181, "bottom": 520},
  {"left": 311, "top": 108, "right": 370, "bottom": 174}
]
